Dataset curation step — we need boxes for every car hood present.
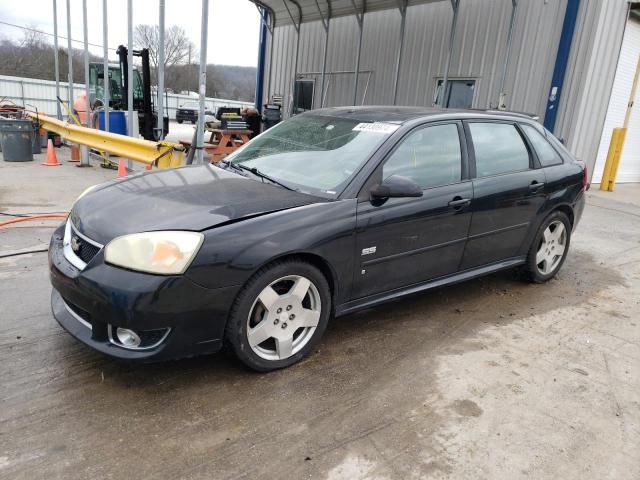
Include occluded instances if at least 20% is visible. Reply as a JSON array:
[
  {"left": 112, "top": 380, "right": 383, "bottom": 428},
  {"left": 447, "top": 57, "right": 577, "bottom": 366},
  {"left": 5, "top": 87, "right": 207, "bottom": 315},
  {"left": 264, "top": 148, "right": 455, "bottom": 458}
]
[{"left": 70, "top": 165, "right": 324, "bottom": 245}]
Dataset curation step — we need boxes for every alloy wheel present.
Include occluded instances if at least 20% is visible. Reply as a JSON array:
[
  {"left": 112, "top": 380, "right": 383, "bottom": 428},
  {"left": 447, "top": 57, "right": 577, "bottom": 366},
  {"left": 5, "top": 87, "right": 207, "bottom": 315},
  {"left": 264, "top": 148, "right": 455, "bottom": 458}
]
[
  {"left": 246, "top": 275, "right": 321, "bottom": 361},
  {"left": 536, "top": 220, "right": 567, "bottom": 275}
]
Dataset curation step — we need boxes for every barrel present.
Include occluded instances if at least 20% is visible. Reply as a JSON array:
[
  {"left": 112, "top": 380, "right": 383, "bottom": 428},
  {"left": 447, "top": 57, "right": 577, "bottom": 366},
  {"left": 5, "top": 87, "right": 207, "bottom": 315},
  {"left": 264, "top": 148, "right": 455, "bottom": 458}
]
[
  {"left": 98, "top": 111, "right": 127, "bottom": 135},
  {"left": 0, "top": 118, "right": 34, "bottom": 162}
]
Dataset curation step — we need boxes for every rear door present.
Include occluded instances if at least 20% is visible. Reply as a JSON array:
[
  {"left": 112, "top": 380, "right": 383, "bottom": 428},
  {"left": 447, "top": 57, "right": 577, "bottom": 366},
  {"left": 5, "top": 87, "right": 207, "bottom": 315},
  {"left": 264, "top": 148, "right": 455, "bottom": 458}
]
[
  {"left": 460, "top": 120, "right": 547, "bottom": 269},
  {"left": 353, "top": 121, "right": 473, "bottom": 299}
]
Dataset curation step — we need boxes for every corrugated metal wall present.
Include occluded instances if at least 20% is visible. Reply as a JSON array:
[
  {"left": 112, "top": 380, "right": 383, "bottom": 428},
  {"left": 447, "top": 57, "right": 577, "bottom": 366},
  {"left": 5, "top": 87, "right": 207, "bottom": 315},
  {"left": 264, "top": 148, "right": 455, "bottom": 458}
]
[
  {"left": 0, "top": 75, "right": 252, "bottom": 120},
  {"left": 263, "top": 0, "right": 630, "bottom": 177},
  {"left": 554, "top": 0, "right": 630, "bottom": 173},
  {"left": 265, "top": 0, "right": 568, "bottom": 116}
]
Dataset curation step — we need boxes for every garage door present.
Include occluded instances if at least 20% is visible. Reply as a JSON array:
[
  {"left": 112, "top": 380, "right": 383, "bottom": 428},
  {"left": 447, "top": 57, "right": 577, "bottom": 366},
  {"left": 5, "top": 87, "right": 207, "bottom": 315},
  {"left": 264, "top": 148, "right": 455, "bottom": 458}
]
[{"left": 593, "top": 17, "right": 640, "bottom": 184}]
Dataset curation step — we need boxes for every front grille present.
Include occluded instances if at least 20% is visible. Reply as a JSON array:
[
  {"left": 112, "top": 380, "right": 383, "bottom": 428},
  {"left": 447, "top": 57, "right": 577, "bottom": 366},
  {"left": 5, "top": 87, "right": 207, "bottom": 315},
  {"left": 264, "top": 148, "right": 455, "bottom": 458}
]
[{"left": 73, "top": 235, "right": 101, "bottom": 264}]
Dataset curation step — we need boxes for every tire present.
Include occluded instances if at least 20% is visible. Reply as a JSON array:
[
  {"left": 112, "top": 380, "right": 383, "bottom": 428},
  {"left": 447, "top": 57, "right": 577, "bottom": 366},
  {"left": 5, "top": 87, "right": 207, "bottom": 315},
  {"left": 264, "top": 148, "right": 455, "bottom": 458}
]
[
  {"left": 177, "top": 119, "right": 183, "bottom": 124},
  {"left": 522, "top": 210, "right": 571, "bottom": 283},
  {"left": 224, "top": 259, "right": 331, "bottom": 371}
]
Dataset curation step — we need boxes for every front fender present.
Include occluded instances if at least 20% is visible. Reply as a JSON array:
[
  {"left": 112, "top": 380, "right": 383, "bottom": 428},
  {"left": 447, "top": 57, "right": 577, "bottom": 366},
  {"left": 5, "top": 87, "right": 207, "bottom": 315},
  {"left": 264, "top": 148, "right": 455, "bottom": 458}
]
[{"left": 185, "top": 200, "right": 357, "bottom": 304}]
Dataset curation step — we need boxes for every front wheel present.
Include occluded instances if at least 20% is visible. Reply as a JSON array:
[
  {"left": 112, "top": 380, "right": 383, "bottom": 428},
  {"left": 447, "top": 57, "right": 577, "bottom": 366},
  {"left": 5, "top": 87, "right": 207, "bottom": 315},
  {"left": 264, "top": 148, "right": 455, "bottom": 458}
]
[
  {"left": 225, "top": 259, "right": 331, "bottom": 371},
  {"left": 177, "top": 119, "right": 183, "bottom": 124},
  {"left": 522, "top": 211, "right": 571, "bottom": 283}
]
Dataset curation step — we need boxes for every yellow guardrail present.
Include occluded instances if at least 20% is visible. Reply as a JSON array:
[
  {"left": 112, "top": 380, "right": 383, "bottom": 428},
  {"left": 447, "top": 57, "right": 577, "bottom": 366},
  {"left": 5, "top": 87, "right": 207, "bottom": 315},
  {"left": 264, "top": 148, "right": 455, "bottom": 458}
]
[{"left": 25, "top": 112, "right": 184, "bottom": 169}]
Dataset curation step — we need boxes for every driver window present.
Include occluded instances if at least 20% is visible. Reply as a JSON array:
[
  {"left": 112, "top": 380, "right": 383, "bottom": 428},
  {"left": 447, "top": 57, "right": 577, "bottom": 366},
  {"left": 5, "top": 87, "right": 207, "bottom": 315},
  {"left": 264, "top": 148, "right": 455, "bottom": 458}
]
[{"left": 382, "top": 123, "right": 462, "bottom": 189}]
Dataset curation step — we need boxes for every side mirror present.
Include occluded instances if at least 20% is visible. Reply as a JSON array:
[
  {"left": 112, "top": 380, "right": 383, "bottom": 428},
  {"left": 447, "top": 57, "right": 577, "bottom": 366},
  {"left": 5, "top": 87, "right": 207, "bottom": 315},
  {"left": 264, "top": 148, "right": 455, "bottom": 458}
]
[{"left": 370, "top": 175, "right": 423, "bottom": 200}]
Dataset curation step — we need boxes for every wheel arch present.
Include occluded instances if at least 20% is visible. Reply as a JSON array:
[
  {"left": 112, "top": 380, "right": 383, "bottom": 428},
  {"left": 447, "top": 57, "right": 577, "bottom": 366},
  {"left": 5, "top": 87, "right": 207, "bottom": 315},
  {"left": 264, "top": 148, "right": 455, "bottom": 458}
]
[
  {"left": 253, "top": 251, "right": 339, "bottom": 303},
  {"left": 552, "top": 204, "right": 575, "bottom": 227}
]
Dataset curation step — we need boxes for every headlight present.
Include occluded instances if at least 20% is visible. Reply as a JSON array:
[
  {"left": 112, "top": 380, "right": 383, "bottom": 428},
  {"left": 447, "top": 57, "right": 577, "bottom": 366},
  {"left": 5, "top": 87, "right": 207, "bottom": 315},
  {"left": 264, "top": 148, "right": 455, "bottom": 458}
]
[{"left": 104, "top": 231, "right": 204, "bottom": 275}]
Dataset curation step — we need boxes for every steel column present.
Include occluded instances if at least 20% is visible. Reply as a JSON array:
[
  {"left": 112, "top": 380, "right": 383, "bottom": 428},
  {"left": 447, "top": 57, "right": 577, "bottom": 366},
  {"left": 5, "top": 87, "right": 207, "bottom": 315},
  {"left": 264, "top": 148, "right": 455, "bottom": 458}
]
[
  {"left": 196, "top": 0, "right": 210, "bottom": 164},
  {"left": 315, "top": 0, "right": 331, "bottom": 108},
  {"left": 438, "top": 0, "right": 459, "bottom": 107},
  {"left": 392, "top": 0, "right": 407, "bottom": 105},
  {"left": 351, "top": 0, "right": 365, "bottom": 106},
  {"left": 65, "top": 0, "right": 73, "bottom": 116},
  {"left": 157, "top": 0, "right": 166, "bottom": 139},
  {"left": 52, "top": 0, "right": 62, "bottom": 119},
  {"left": 102, "top": 0, "right": 109, "bottom": 136},
  {"left": 81, "top": 0, "right": 90, "bottom": 166},
  {"left": 127, "top": 0, "right": 134, "bottom": 137},
  {"left": 498, "top": 0, "right": 518, "bottom": 110},
  {"left": 282, "top": 0, "right": 301, "bottom": 116}
]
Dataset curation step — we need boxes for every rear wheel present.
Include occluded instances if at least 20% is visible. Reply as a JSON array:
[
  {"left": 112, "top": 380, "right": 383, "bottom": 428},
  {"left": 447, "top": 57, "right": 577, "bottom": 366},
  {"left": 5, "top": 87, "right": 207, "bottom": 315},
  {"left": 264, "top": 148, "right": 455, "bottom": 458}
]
[
  {"left": 177, "top": 119, "right": 183, "bottom": 124},
  {"left": 522, "top": 211, "right": 571, "bottom": 283},
  {"left": 225, "top": 259, "right": 331, "bottom": 371}
]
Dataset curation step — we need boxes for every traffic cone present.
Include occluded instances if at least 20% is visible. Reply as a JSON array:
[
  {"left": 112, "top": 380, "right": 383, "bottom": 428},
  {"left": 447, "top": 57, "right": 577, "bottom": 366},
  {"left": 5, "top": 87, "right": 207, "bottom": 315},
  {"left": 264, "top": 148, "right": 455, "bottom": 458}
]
[
  {"left": 117, "top": 159, "right": 127, "bottom": 177},
  {"left": 42, "top": 139, "right": 61, "bottom": 166},
  {"left": 69, "top": 144, "right": 80, "bottom": 162}
]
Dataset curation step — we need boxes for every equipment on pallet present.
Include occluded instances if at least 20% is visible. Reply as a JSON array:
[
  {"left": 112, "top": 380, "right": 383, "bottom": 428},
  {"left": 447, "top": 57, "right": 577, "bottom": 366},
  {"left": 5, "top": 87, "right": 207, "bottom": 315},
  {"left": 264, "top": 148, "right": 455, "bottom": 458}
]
[{"left": 81, "top": 45, "right": 168, "bottom": 141}]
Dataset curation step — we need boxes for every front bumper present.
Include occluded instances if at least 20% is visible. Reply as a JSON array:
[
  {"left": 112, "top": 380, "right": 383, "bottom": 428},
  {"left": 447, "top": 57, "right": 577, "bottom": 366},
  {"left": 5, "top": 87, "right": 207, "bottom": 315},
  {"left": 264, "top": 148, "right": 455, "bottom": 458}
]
[{"left": 49, "top": 224, "right": 240, "bottom": 361}]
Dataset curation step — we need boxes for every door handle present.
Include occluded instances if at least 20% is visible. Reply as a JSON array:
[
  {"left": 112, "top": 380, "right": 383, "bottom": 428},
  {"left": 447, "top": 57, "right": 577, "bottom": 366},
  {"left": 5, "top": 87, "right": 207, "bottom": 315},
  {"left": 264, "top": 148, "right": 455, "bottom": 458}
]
[
  {"left": 448, "top": 197, "right": 471, "bottom": 209},
  {"left": 529, "top": 181, "right": 545, "bottom": 191}
]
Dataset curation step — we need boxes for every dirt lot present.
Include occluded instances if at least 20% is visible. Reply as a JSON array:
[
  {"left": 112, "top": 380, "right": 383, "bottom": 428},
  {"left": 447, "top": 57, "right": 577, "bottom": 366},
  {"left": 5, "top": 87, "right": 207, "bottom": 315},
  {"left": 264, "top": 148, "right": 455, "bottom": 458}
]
[{"left": 1, "top": 148, "right": 639, "bottom": 480}]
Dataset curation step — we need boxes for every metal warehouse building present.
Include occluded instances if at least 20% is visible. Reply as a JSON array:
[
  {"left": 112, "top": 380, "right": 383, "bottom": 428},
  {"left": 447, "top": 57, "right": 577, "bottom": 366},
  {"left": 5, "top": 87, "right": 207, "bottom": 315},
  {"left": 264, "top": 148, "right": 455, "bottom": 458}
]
[{"left": 250, "top": 0, "right": 640, "bottom": 184}]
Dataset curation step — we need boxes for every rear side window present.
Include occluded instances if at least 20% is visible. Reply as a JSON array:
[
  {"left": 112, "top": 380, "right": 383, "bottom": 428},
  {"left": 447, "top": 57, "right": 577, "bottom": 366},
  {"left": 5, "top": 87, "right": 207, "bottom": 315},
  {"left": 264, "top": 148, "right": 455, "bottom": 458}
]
[
  {"left": 382, "top": 123, "right": 462, "bottom": 189},
  {"left": 469, "top": 122, "right": 530, "bottom": 177},
  {"left": 521, "top": 124, "right": 563, "bottom": 166}
]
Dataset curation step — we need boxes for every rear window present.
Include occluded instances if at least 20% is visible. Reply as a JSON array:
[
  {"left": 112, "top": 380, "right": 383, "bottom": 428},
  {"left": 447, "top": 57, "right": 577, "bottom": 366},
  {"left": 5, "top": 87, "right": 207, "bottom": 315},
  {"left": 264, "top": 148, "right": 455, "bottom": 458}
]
[
  {"left": 521, "top": 124, "right": 563, "bottom": 167},
  {"left": 469, "top": 122, "right": 530, "bottom": 177}
]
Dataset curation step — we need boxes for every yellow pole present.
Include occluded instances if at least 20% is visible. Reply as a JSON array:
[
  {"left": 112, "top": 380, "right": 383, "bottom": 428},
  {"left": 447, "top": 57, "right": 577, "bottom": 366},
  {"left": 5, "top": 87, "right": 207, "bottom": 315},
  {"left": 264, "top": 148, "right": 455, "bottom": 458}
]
[{"left": 600, "top": 52, "right": 639, "bottom": 191}]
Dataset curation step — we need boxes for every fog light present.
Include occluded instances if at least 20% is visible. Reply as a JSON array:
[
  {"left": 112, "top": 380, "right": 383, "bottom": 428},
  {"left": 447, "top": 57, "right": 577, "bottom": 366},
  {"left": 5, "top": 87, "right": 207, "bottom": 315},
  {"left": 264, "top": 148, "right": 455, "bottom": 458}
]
[{"left": 116, "top": 328, "right": 141, "bottom": 348}]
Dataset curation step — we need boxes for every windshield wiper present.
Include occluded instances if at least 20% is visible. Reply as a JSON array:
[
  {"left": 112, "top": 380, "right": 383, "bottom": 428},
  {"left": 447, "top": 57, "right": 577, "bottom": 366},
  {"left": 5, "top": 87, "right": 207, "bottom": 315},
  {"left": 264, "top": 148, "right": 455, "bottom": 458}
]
[
  {"left": 234, "top": 163, "right": 297, "bottom": 191},
  {"left": 219, "top": 159, "right": 247, "bottom": 175}
]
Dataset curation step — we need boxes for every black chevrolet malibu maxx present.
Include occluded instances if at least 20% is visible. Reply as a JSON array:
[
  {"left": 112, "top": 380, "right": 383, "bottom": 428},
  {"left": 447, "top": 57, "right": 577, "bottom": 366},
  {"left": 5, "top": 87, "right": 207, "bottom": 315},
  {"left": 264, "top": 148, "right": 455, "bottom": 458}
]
[{"left": 49, "top": 107, "right": 587, "bottom": 371}]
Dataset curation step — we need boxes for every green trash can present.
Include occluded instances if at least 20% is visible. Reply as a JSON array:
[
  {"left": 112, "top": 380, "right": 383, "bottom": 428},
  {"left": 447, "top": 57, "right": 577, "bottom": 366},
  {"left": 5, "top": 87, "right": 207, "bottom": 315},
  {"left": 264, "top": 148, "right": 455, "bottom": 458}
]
[{"left": 0, "top": 118, "right": 34, "bottom": 162}]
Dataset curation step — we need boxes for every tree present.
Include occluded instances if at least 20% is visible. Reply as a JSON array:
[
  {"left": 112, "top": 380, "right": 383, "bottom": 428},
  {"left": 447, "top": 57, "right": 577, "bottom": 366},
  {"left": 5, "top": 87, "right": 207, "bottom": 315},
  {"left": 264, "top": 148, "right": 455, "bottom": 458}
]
[{"left": 134, "top": 24, "right": 195, "bottom": 79}]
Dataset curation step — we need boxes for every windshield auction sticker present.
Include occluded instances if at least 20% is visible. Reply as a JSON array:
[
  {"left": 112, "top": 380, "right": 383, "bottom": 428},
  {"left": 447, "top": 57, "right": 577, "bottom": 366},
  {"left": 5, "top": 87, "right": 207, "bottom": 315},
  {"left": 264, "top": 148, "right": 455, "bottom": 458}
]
[{"left": 352, "top": 122, "right": 400, "bottom": 134}]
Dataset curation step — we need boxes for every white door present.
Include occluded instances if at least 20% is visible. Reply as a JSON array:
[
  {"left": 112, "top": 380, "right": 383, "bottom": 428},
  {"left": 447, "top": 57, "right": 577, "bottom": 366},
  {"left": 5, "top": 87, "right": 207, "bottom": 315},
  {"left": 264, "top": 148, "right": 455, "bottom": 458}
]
[{"left": 593, "top": 18, "right": 640, "bottom": 184}]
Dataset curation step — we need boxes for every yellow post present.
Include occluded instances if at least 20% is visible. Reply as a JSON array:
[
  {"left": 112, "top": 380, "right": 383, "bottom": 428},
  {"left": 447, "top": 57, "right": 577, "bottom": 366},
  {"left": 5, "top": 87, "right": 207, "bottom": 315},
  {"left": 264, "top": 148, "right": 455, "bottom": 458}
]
[
  {"left": 601, "top": 52, "right": 639, "bottom": 191},
  {"left": 600, "top": 128, "right": 626, "bottom": 191}
]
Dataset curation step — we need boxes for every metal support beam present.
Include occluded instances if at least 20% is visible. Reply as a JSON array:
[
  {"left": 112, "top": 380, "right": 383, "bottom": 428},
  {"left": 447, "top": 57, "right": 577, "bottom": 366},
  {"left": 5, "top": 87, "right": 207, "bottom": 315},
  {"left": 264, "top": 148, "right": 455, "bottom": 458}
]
[
  {"left": 158, "top": 0, "right": 166, "bottom": 140},
  {"left": 392, "top": 0, "right": 407, "bottom": 105},
  {"left": 65, "top": 0, "right": 73, "bottom": 116},
  {"left": 498, "top": 0, "right": 518, "bottom": 110},
  {"left": 102, "top": 0, "right": 109, "bottom": 137},
  {"left": 196, "top": 0, "right": 210, "bottom": 164},
  {"left": 351, "top": 0, "right": 366, "bottom": 106},
  {"left": 52, "top": 0, "right": 62, "bottom": 120},
  {"left": 81, "top": 0, "right": 90, "bottom": 166},
  {"left": 255, "top": 2, "right": 276, "bottom": 104},
  {"left": 438, "top": 0, "right": 459, "bottom": 107},
  {"left": 282, "top": 0, "right": 302, "bottom": 116},
  {"left": 314, "top": 0, "right": 332, "bottom": 107}
]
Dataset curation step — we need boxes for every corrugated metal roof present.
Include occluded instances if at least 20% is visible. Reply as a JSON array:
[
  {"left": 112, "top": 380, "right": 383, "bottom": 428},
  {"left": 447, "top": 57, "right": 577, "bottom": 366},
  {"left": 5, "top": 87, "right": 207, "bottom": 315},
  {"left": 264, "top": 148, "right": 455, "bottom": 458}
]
[{"left": 251, "top": 0, "right": 445, "bottom": 26}]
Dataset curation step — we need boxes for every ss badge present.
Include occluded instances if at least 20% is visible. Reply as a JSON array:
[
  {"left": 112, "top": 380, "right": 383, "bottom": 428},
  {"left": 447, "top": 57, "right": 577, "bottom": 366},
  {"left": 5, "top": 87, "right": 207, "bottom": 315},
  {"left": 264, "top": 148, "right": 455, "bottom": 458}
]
[{"left": 361, "top": 246, "right": 377, "bottom": 256}]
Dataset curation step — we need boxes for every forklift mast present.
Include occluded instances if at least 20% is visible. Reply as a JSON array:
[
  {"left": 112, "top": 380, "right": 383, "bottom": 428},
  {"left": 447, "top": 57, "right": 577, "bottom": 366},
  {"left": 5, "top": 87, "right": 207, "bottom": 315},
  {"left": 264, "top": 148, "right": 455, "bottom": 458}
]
[{"left": 116, "top": 45, "right": 155, "bottom": 141}]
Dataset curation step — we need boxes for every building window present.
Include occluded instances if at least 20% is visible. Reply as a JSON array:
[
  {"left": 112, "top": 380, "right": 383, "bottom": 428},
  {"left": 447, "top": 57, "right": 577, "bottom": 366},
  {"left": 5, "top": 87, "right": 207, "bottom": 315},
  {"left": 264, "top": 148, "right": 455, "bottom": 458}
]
[
  {"left": 434, "top": 79, "right": 476, "bottom": 108},
  {"left": 293, "top": 79, "right": 315, "bottom": 114}
]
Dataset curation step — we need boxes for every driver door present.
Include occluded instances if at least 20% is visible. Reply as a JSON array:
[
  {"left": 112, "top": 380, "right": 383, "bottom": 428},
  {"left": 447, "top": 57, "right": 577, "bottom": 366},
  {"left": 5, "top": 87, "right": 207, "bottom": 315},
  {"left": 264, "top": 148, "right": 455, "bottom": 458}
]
[{"left": 353, "top": 122, "right": 473, "bottom": 299}]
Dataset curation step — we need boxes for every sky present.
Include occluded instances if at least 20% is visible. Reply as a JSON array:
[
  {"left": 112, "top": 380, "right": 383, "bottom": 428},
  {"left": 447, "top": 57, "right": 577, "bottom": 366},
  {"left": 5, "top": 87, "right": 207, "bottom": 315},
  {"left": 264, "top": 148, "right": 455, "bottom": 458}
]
[{"left": 0, "top": 0, "right": 262, "bottom": 67}]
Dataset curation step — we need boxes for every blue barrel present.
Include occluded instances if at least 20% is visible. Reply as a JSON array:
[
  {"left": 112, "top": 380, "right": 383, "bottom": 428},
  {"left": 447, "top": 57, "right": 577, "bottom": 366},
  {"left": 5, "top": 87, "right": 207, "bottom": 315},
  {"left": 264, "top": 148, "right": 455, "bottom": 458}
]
[{"left": 98, "top": 111, "right": 127, "bottom": 135}]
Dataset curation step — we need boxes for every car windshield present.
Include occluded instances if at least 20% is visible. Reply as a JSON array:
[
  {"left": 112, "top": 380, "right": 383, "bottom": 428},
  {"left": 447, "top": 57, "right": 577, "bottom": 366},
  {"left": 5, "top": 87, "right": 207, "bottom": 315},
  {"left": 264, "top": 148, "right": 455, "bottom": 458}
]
[
  {"left": 181, "top": 102, "right": 199, "bottom": 109},
  {"left": 225, "top": 114, "right": 397, "bottom": 197}
]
